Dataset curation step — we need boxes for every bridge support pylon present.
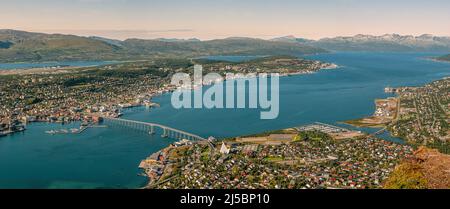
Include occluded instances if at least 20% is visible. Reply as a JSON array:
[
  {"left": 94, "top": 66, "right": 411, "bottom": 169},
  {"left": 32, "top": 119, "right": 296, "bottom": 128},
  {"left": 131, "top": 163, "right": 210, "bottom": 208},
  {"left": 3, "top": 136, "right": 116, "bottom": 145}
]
[
  {"left": 103, "top": 117, "right": 206, "bottom": 141},
  {"left": 161, "top": 128, "right": 168, "bottom": 138},
  {"left": 148, "top": 126, "right": 155, "bottom": 135}
]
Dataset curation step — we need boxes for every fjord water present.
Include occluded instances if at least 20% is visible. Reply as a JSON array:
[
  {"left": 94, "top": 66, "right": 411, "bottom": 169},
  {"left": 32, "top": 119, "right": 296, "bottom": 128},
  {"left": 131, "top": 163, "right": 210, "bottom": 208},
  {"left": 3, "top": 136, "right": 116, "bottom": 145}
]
[{"left": 0, "top": 52, "right": 449, "bottom": 189}]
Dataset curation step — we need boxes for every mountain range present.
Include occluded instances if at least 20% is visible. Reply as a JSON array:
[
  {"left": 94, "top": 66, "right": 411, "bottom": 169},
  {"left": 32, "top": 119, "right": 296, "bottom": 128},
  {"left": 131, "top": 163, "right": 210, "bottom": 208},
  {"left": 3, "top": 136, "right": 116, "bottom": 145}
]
[
  {"left": 271, "top": 34, "right": 450, "bottom": 52},
  {"left": 1, "top": 30, "right": 450, "bottom": 63},
  {"left": 0, "top": 30, "right": 325, "bottom": 62}
]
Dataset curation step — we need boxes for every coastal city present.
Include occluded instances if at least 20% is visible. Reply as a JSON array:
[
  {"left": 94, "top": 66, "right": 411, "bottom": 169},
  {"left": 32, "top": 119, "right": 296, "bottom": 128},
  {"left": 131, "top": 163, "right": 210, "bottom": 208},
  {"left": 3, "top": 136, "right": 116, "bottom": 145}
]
[
  {"left": 139, "top": 123, "right": 414, "bottom": 189},
  {"left": 347, "top": 78, "right": 450, "bottom": 154},
  {"left": 2, "top": 1, "right": 450, "bottom": 208},
  {"left": 137, "top": 76, "right": 450, "bottom": 189},
  {"left": 0, "top": 60, "right": 175, "bottom": 136},
  {"left": 1, "top": 54, "right": 449, "bottom": 190},
  {"left": 0, "top": 56, "right": 335, "bottom": 137},
  {"left": 389, "top": 78, "right": 450, "bottom": 153}
]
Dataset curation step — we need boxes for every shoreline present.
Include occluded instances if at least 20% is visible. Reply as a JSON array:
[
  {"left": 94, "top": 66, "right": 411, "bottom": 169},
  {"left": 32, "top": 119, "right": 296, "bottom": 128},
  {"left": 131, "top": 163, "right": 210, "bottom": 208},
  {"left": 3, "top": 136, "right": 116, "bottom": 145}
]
[
  {"left": 3, "top": 65, "right": 334, "bottom": 137},
  {"left": 0, "top": 60, "right": 146, "bottom": 75},
  {"left": 424, "top": 56, "right": 450, "bottom": 63},
  {"left": 344, "top": 77, "right": 450, "bottom": 154},
  {"left": 1, "top": 60, "right": 339, "bottom": 138},
  {"left": 179, "top": 62, "right": 340, "bottom": 91}
]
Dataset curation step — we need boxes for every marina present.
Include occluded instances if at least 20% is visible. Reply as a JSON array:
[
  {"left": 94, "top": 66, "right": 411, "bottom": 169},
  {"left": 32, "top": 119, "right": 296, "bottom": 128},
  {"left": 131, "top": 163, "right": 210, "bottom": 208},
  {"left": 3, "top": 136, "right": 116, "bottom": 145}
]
[{"left": 45, "top": 125, "right": 108, "bottom": 135}]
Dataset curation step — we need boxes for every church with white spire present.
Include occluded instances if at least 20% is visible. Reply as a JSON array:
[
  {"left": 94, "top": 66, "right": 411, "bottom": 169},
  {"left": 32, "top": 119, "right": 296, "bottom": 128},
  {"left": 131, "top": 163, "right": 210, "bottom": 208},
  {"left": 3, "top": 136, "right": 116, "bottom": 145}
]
[{"left": 219, "top": 142, "right": 230, "bottom": 155}]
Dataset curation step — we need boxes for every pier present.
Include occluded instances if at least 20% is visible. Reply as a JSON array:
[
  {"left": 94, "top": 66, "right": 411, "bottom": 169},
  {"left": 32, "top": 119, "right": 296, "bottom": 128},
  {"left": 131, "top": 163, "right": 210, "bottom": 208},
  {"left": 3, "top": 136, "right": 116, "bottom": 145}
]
[
  {"left": 45, "top": 124, "right": 108, "bottom": 135},
  {"left": 295, "top": 122, "right": 353, "bottom": 133},
  {"left": 102, "top": 117, "right": 207, "bottom": 141}
]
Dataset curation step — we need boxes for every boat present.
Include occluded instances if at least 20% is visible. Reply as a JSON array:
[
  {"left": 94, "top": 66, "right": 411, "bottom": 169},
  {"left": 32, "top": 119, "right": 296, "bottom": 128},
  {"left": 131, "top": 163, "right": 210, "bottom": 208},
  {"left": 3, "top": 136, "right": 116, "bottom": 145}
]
[
  {"left": 17, "top": 126, "right": 26, "bottom": 132},
  {"left": 144, "top": 102, "right": 160, "bottom": 108}
]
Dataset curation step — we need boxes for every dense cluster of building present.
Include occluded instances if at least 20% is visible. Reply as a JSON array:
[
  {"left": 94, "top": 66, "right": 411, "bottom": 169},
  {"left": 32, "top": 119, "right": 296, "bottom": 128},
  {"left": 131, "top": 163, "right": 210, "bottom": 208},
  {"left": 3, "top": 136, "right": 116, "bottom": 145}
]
[
  {"left": 0, "top": 62, "right": 178, "bottom": 136},
  {"left": 0, "top": 57, "right": 335, "bottom": 137},
  {"left": 200, "top": 56, "right": 337, "bottom": 76},
  {"left": 389, "top": 77, "right": 450, "bottom": 152},
  {"left": 373, "top": 98, "right": 398, "bottom": 119},
  {"left": 153, "top": 129, "right": 412, "bottom": 189}
]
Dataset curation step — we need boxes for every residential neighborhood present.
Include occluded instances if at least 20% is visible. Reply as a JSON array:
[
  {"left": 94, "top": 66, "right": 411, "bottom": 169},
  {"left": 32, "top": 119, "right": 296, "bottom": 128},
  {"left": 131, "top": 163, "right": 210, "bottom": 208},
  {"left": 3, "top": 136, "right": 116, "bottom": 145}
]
[{"left": 139, "top": 125, "right": 413, "bottom": 189}]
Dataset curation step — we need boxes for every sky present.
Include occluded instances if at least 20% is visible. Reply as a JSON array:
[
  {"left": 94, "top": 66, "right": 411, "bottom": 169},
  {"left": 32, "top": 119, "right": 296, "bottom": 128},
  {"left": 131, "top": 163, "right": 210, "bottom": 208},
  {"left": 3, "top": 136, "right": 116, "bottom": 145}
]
[{"left": 1, "top": 0, "right": 450, "bottom": 40}]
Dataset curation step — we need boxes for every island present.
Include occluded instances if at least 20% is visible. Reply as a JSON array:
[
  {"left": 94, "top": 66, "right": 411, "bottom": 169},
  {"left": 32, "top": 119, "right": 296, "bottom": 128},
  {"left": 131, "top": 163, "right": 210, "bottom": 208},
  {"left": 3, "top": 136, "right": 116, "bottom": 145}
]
[{"left": 0, "top": 56, "right": 336, "bottom": 137}]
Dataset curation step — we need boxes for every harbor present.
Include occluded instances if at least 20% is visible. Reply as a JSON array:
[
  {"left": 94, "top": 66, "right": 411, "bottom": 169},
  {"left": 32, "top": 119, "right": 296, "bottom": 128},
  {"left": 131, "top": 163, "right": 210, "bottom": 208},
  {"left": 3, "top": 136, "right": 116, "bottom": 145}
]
[{"left": 45, "top": 124, "right": 108, "bottom": 135}]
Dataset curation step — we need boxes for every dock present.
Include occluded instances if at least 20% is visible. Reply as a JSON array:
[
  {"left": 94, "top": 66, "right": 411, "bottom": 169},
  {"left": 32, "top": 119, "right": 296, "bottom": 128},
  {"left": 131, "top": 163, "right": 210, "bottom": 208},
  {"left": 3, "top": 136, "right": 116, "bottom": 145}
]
[{"left": 45, "top": 124, "right": 108, "bottom": 135}]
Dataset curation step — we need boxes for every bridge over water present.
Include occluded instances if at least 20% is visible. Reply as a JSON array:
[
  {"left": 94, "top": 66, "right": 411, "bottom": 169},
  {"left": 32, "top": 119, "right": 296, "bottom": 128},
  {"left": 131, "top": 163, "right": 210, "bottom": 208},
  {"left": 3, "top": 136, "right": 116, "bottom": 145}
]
[
  {"left": 102, "top": 117, "right": 207, "bottom": 141},
  {"left": 368, "top": 127, "right": 388, "bottom": 138}
]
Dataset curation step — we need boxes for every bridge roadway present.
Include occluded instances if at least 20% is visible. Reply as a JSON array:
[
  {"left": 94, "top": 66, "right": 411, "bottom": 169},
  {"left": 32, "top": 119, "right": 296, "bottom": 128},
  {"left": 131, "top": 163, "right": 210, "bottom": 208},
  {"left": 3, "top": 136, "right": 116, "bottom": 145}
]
[
  {"left": 368, "top": 127, "right": 388, "bottom": 138},
  {"left": 102, "top": 117, "right": 207, "bottom": 141}
]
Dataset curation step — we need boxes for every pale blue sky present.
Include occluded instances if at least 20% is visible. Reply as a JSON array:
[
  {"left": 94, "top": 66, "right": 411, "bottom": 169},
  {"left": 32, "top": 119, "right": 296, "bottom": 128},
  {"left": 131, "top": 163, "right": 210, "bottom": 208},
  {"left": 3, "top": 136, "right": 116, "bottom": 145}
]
[{"left": 2, "top": 0, "right": 450, "bottom": 40}]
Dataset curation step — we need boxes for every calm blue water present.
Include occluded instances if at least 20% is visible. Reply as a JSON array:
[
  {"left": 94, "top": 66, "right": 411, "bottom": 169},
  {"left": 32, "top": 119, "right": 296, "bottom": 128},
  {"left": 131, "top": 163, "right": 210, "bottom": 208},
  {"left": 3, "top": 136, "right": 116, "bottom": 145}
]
[
  {"left": 0, "top": 52, "right": 449, "bottom": 188},
  {"left": 0, "top": 61, "right": 119, "bottom": 70}
]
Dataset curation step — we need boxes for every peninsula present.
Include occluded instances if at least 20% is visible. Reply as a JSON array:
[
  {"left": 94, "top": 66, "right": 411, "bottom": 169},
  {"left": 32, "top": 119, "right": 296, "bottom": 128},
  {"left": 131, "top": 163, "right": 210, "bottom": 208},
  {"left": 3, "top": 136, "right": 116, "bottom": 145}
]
[
  {"left": 139, "top": 123, "right": 413, "bottom": 189},
  {"left": 345, "top": 78, "right": 450, "bottom": 154},
  {"left": 344, "top": 78, "right": 450, "bottom": 189}
]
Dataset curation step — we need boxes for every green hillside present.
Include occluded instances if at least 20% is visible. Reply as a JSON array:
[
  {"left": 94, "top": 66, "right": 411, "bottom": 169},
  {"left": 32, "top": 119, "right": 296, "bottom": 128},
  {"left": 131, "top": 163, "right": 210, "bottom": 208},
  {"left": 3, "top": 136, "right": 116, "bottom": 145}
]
[
  {"left": 0, "top": 30, "right": 327, "bottom": 62},
  {"left": 0, "top": 30, "right": 122, "bottom": 62},
  {"left": 121, "top": 37, "right": 325, "bottom": 57}
]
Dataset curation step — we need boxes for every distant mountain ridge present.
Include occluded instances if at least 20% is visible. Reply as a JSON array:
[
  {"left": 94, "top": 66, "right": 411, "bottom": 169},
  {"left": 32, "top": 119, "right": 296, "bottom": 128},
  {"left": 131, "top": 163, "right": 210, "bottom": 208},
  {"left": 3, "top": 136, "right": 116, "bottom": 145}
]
[
  {"left": 89, "top": 36, "right": 123, "bottom": 47},
  {"left": 3, "top": 29, "right": 450, "bottom": 63},
  {"left": 272, "top": 34, "right": 450, "bottom": 52},
  {"left": 154, "top": 38, "right": 201, "bottom": 42},
  {"left": 0, "top": 29, "right": 326, "bottom": 62},
  {"left": 270, "top": 35, "right": 314, "bottom": 44},
  {"left": 437, "top": 54, "right": 450, "bottom": 61},
  {"left": 0, "top": 29, "right": 122, "bottom": 62}
]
